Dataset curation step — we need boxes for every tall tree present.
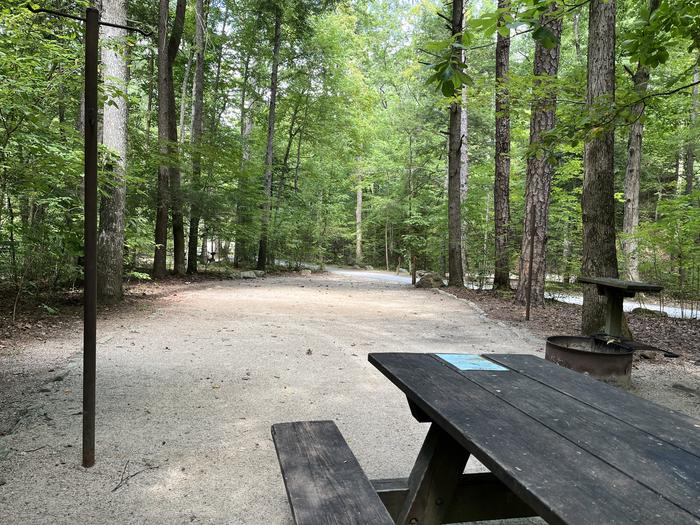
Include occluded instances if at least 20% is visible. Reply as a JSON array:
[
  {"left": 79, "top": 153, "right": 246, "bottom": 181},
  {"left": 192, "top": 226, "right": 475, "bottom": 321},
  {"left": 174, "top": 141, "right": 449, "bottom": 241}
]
[
  {"left": 516, "top": 4, "right": 563, "bottom": 306},
  {"left": 493, "top": 0, "right": 511, "bottom": 290},
  {"left": 581, "top": 0, "right": 618, "bottom": 335},
  {"left": 447, "top": 0, "right": 464, "bottom": 286},
  {"left": 356, "top": 174, "right": 363, "bottom": 264},
  {"left": 459, "top": 8, "right": 469, "bottom": 280},
  {"left": 187, "top": 0, "right": 206, "bottom": 274},
  {"left": 96, "top": 0, "right": 128, "bottom": 302},
  {"left": 257, "top": 5, "right": 282, "bottom": 270},
  {"left": 622, "top": 0, "right": 660, "bottom": 281},
  {"left": 153, "top": 0, "right": 186, "bottom": 278},
  {"left": 685, "top": 58, "right": 698, "bottom": 194}
]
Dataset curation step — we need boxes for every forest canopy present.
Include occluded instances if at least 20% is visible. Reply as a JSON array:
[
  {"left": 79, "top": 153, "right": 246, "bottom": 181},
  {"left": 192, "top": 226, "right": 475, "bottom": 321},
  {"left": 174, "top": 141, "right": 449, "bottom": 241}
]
[{"left": 0, "top": 0, "right": 698, "bottom": 327}]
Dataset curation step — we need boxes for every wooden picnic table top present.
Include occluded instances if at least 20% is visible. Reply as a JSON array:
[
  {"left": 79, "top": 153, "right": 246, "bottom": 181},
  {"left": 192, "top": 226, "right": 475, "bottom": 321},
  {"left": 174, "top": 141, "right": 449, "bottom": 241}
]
[
  {"left": 369, "top": 352, "right": 700, "bottom": 525},
  {"left": 577, "top": 276, "right": 664, "bottom": 293}
]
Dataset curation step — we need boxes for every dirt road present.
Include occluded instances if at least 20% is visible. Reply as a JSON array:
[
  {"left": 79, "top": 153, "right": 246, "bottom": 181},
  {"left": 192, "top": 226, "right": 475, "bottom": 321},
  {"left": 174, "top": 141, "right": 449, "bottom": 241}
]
[{"left": 0, "top": 271, "right": 696, "bottom": 524}]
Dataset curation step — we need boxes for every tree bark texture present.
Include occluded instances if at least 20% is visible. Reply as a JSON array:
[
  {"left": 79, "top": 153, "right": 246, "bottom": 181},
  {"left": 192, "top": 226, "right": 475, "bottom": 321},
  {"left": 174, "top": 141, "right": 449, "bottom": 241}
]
[
  {"left": 154, "top": 0, "right": 186, "bottom": 278},
  {"left": 178, "top": 43, "right": 193, "bottom": 145},
  {"left": 447, "top": 0, "right": 465, "bottom": 287},
  {"left": 356, "top": 175, "right": 363, "bottom": 264},
  {"left": 622, "top": 0, "right": 659, "bottom": 281},
  {"left": 685, "top": 59, "right": 698, "bottom": 194},
  {"left": 516, "top": 5, "right": 562, "bottom": 306},
  {"left": 493, "top": 0, "right": 511, "bottom": 290},
  {"left": 459, "top": 7, "right": 469, "bottom": 279},
  {"left": 97, "top": 0, "right": 128, "bottom": 303},
  {"left": 257, "top": 8, "right": 282, "bottom": 270},
  {"left": 167, "top": 0, "right": 186, "bottom": 275},
  {"left": 187, "top": 0, "right": 205, "bottom": 274},
  {"left": 581, "top": 0, "right": 619, "bottom": 335}
]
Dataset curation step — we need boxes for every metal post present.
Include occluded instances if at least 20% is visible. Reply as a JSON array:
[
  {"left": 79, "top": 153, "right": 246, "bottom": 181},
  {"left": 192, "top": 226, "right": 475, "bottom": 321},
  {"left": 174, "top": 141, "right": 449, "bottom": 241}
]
[
  {"left": 525, "top": 203, "right": 535, "bottom": 321},
  {"left": 82, "top": 6, "right": 99, "bottom": 468}
]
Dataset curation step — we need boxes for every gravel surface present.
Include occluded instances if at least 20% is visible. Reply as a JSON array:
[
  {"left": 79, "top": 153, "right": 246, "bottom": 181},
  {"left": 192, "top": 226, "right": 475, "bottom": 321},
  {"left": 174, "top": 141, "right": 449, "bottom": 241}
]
[{"left": 1, "top": 271, "right": 544, "bottom": 524}]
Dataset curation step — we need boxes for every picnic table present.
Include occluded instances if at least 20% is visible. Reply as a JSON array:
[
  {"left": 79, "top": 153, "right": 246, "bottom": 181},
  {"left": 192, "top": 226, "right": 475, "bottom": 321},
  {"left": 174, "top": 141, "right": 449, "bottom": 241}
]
[
  {"left": 368, "top": 352, "right": 700, "bottom": 525},
  {"left": 577, "top": 276, "right": 663, "bottom": 337}
]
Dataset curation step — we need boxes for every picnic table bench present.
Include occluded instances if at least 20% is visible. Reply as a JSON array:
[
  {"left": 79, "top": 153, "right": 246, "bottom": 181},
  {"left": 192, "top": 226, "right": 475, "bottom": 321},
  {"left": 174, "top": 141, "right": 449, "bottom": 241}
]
[
  {"left": 272, "top": 353, "right": 700, "bottom": 524},
  {"left": 577, "top": 276, "right": 663, "bottom": 337}
]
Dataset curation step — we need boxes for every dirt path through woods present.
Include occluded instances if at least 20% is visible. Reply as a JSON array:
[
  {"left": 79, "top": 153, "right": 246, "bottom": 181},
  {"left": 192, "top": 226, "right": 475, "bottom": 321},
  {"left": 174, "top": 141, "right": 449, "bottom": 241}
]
[{"left": 0, "top": 271, "right": 697, "bottom": 524}]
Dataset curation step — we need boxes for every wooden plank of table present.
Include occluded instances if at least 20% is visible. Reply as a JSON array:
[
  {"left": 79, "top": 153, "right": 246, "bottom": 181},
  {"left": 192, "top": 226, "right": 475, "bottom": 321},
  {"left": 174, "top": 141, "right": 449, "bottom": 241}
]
[
  {"left": 271, "top": 420, "right": 395, "bottom": 525},
  {"left": 369, "top": 352, "right": 699, "bottom": 525},
  {"left": 577, "top": 276, "right": 663, "bottom": 293},
  {"left": 459, "top": 367, "right": 700, "bottom": 517},
  {"left": 486, "top": 354, "right": 700, "bottom": 456}
]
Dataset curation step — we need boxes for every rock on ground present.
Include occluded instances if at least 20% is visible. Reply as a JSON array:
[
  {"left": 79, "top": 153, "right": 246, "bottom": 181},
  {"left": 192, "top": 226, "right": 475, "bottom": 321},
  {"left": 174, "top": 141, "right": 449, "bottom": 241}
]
[{"left": 416, "top": 272, "right": 447, "bottom": 288}]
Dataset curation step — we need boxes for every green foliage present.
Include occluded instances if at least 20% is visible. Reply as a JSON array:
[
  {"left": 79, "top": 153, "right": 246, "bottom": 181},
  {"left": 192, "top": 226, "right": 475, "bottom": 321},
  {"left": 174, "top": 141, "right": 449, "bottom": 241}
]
[{"left": 1, "top": 0, "right": 698, "bottom": 309}]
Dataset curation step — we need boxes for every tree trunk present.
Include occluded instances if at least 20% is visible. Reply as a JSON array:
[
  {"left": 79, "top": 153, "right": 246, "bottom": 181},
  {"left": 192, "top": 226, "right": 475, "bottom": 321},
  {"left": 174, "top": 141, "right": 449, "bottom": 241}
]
[
  {"left": 516, "top": 4, "right": 562, "bottom": 306},
  {"left": 459, "top": 10, "right": 469, "bottom": 280},
  {"left": 200, "top": 224, "right": 207, "bottom": 264},
  {"left": 622, "top": 0, "right": 660, "bottom": 281},
  {"left": 581, "top": 0, "right": 618, "bottom": 335},
  {"left": 145, "top": 50, "right": 155, "bottom": 146},
  {"left": 154, "top": 0, "right": 186, "bottom": 278},
  {"left": 356, "top": 175, "right": 363, "bottom": 264},
  {"left": 447, "top": 0, "right": 464, "bottom": 287},
  {"left": 234, "top": 53, "right": 255, "bottom": 267},
  {"left": 385, "top": 220, "right": 389, "bottom": 270},
  {"left": 685, "top": 58, "right": 698, "bottom": 194},
  {"left": 96, "top": 0, "right": 128, "bottom": 303},
  {"left": 187, "top": 0, "right": 205, "bottom": 274},
  {"left": 178, "top": 43, "right": 193, "bottom": 145},
  {"left": 257, "top": 8, "right": 282, "bottom": 271},
  {"left": 493, "top": 0, "right": 511, "bottom": 290}
]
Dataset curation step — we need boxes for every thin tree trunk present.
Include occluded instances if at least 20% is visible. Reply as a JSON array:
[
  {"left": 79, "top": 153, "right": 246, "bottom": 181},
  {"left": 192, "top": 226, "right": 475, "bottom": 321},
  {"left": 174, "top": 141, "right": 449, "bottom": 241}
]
[
  {"left": 459, "top": 10, "right": 469, "bottom": 280},
  {"left": 685, "top": 58, "right": 698, "bottom": 194},
  {"left": 96, "top": 0, "right": 128, "bottom": 303},
  {"left": 581, "top": 0, "right": 619, "bottom": 335},
  {"left": 447, "top": 0, "right": 465, "bottom": 287},
  {"left": 145, "top": 50, "right": 155, "bottom": 147},
  {"left": 385, "top": 220, "right": 389, "bottom": 271},
  {"left": 622, "top": 0, "right": 660, "bottom": 281},
  {"left": 493, "top": 0, "right": 511, "bottom": 290},
  {"left": 356, "top": 175, "right": 363, "bottom": 264},
  {"left": 187, "top": 0, "right": 205, "bottom": 274},
  {"left": 516, "top": 4, "right": 562, "bottom": 306},
  {"left": 257, "top": 8, "right": 282, "bottom": 270},
  {"left": 154, "top": 0, "right": 186, "bottom": 278},
  {"left": 179, "top": 43, "right": 193, "bottom": 145},
  {"left": 200, "top": 225, "right": 207, "bottom": 264},
  {"left": 234, "top": 53, "right": 254, "bottom": 267}
]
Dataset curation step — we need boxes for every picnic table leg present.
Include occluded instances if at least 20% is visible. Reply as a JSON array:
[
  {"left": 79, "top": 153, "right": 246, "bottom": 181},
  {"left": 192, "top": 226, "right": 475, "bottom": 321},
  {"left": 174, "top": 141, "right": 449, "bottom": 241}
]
[
  {"left": 396, "top": 423, "right": 470, "bottom": 525},
  {"left": 605, "top": 290, "right": 624, "bottom": 337}
]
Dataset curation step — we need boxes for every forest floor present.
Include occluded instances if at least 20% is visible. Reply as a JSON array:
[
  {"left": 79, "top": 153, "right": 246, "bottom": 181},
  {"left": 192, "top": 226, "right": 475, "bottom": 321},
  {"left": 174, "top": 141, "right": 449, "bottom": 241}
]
[
  {"left": 0, "top": 270, "right": 698, "bottom": 524},
  {"left": 445, "top": 286, "right": 700, "bottom": 361}
]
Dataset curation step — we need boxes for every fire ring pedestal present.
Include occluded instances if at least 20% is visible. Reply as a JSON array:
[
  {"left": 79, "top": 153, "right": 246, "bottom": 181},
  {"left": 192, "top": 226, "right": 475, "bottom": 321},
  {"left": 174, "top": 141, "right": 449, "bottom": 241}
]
[
  {"left": 576, "top": 276, "right": 663, "bottom": 337},
  {"left": 544, "top": 277, "right": 666, "bottom": 387}
]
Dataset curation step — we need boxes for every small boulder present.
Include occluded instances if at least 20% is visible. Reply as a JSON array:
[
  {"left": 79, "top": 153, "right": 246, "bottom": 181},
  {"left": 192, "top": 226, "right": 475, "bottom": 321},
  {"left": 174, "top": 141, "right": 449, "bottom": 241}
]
[
  {"left": 240, "top": 271, "right": 257, "bottom": 279},
  {"left": 300, "top": 269, "right": 312, "bottom": 276},
  {"left": 631, "top": 307, "right": 668, "bottom": 317},
  {"left": 254, "top": 270, "right": 265, "bottom": 278},
  {"left": 416, "top": 272, "right": 446, "bottom": 288},
  {"left": 364, "top": 265, "right": 374, "bottom": 271}
]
